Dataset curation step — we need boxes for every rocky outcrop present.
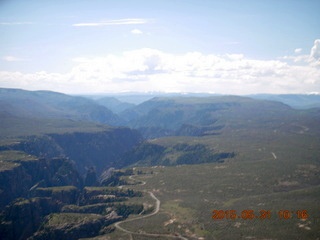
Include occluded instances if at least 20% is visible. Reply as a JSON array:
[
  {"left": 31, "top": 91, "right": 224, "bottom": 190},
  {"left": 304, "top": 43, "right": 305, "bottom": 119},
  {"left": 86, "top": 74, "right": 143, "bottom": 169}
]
[
  {"left": 0, "top": 183, "right": 143, "bottom": 240},
  {"left": 0, "top": 155, "right": 82, "bottom": 209},
  {"left": 0, "top": 122, "right": 143, "bottom": 240},
  {"left": 28, "top": 212, "right": 122, "bottom": 240},
  {"left": 32, "top": 186, "right": 80, "bottom": 205},
  {"left": 0, "top": 197, "right": 61, "bottom": 240},
  {"left": 2, "top": 135, "right": 65, "bottom": 159}
]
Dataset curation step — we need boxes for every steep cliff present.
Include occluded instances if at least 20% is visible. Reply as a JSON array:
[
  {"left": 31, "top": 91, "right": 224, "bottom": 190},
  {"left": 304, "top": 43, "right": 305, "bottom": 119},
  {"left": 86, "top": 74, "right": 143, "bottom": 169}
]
[
  {"left": 0, "top": 151, "right": 82, "bottom": 209},
  {"left": 0, "top": 126, "right": 143, "bottom": 239},
  {"left": 2, "top": 127, "right": 142, "bottom": 175},
  {"left": 0, "top": 150, "right": 144, "bottom": 240},
  {"left": 48, "top": 127, "right": 142, "bottom": 174}
]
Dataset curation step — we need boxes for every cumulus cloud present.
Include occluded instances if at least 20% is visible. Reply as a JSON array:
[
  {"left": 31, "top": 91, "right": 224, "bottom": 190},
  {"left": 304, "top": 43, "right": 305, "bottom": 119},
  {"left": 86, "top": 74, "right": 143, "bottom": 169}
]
[
  {"left": 310, "top": 39, "right": 320, "bottom": 60},
  {"left": 73, "top": 18, "right": 149, "bottom": 27},
  {"left": 1, "top": 44, "right": 320, "bottom": 94}
]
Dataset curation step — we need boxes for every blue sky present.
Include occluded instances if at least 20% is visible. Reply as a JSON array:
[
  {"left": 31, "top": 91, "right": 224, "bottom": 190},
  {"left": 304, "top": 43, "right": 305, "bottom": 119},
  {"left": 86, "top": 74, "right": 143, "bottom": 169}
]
[{"left": 0, "top": 0, "right": 319, "bottom": 94}]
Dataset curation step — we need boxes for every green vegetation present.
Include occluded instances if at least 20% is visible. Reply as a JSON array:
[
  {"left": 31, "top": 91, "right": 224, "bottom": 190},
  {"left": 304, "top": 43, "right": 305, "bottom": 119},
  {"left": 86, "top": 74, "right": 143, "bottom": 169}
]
[
  {"left": 122, "top": 142, "right": 235, "bottom": 166},
  {"left": 0, "top": 150, "right": 37, "bottom": 162},
  {"left": 61, "top": 203, "right": 112, "bottom": 214},
  {"left": 0, "top": 150, "right": 37, "bottom": 171},
  {"left": 112, "top": 153, "right": 320, "bottom": 239},
  {"left": 81, "top": 187, "right": 143, "bottom": 205},
  {"left": 101, "top": 97, "right": 320, "bottom": 239},
  {"left": 0, "top": 115, "right": 111, "bottom": 141},
  {"left": 28, "top": 213, "right": 115, "bottom": 240},
  {"left": 1, "top": 90, "right": 320, "bottom": 239},
  {"left": 46, "top": 213, "right": 105, "bottom": 226},
  {"left": 120, "top": 95, "right": 302, "bottom": 139},
  {"left": 34, "top": 186, "right": 80, "bottom": 204}
]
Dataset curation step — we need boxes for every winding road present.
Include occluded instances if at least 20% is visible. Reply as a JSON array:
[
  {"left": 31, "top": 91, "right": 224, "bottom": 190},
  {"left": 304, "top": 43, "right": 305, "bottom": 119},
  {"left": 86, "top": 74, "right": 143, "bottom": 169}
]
[{"left": 114, "top": 179, "right": 188, "bottom": 239}]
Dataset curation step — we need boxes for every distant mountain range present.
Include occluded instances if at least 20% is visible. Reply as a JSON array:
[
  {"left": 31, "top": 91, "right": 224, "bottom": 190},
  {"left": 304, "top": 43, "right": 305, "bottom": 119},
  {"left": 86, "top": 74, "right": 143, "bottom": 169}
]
[
  {"left": 94, "top": 96, "right": 135, "bottom": 114},
  {"left": 2, "top": 88, "right": 320, "bottom": 140},
  {"left": 249, "top": 93, "right": 320, "bottom": 109},
  {"left": 117, "top": 95, "right": 320, "bottom": 138},
  {"left": 85, "top": 92, "right": 320, "bottom": 109},
  {"left": 0, "top": 88, "right": 124, "bottom": 126}
]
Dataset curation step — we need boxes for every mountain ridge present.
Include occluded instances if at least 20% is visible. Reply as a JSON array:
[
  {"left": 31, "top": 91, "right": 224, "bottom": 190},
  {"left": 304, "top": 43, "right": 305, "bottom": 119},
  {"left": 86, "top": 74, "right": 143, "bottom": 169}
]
[{"left": 0, "top": 88, "right": 124, "bottom": 126}]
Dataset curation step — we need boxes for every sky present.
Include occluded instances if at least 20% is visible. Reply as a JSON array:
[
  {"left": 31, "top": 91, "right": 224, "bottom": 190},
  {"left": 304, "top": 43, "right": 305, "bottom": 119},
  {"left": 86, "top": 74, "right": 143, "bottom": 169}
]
[{"left": 0, "top": 0, "right": 320, "bottom": 95}]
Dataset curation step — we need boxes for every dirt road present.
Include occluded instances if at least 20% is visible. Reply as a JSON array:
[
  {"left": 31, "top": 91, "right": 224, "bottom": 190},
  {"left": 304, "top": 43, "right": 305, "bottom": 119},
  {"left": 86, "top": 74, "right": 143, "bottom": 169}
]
[{"left": 115, "top": 191, "right": 188, "bottom": 239}]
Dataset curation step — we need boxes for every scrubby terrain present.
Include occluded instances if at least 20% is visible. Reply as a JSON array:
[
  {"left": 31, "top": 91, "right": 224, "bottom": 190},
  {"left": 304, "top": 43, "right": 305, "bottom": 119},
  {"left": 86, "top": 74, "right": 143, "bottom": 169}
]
[{"left": 1, "top": 88, "right": 319, "bottom": 239}]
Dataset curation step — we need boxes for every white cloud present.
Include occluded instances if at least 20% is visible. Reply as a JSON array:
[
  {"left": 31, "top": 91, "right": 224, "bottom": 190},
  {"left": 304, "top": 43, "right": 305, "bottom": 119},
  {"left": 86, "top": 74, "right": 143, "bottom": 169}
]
[
  {"left": 73, "top": 18, "right": 149, "bottom": 27},
  {"left": 282, "top": 41, "right": 320, "bottom": 66},
  {"left": 131, "top": 29, "right": 143, "bottom": 34},
  {"left": 294, "top": 48, "right": 302, "bottom": 54},
  {"left": 1, "top": 43, "right": 320, "bottom": 94},
  {"left": 310, "top": 39, "right": 320, "bottom": 61},
  {"left": 2, "top": 56, "right": 28, "bottom": 62}
]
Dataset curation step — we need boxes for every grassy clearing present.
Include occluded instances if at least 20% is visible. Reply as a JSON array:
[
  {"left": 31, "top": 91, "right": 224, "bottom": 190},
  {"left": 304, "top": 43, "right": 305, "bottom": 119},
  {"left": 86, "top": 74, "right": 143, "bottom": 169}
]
[
  {"left": 0, "top": 150, "right": 37, "bottom": 162},
  {"left": 0, "top": 150, "right": 38, "bottom": 171},
  {"left": 46, "top": 213, "right": 104, "bottom": 226},
  {"left": 0, "top": 116, "right": 111, "bottom": 143}
]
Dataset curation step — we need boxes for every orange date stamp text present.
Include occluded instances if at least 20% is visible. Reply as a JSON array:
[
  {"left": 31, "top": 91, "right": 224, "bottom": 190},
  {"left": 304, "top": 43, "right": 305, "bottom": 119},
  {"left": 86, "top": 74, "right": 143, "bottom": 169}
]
[{"left": 212, "top": 209, "right": 308, "bottom": 220}]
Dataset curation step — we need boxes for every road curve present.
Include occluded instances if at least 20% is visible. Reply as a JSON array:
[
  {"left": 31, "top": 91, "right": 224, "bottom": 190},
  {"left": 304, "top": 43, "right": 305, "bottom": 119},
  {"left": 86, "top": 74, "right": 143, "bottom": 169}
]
[
  {"left": 114, "top": 191, "right": 188, "bottom": 240},
  {"left": 129, "top": 175, "right": 146, "bottom": 185}
]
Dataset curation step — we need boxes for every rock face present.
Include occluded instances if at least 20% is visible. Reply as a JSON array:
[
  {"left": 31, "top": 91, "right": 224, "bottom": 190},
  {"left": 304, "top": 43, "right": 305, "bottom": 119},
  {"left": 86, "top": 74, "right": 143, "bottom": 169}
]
[
  {"left": 0, "top": 176, "right": 143, "bottom": 240},
  {"left": 48, "top": 128, "right": 143, "bottom": 174},
  {"left": 0, "top": 158, "right": 81, "bottom": 239},
  {"left": 0, "top": 126, "right": 143, "bottom": 240},
  {"left": 0, "top": 197, "right": 61, "bottom": 240},
  {"left": 3, "top": 128, "right": 142, "bottom": 175},
  {"left": 28, "top": 212, "right": 121, "bottom": 240},
  {"left": 0, "top": 186, "right": 142, "bottom": 240},
  {"left": 0, "top": 155, "right": 82, "bottom": 209}
]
